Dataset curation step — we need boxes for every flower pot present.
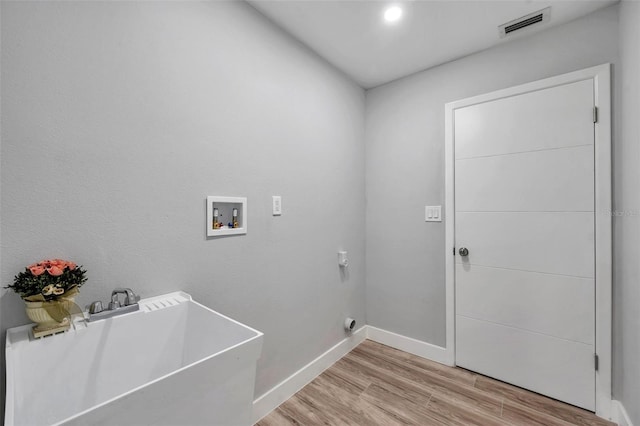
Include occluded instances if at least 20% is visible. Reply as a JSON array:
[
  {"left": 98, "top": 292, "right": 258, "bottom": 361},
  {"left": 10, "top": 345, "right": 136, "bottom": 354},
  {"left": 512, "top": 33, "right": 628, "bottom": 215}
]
[{"left": 25, "top": 297, "right": 76, "bottom": 338}]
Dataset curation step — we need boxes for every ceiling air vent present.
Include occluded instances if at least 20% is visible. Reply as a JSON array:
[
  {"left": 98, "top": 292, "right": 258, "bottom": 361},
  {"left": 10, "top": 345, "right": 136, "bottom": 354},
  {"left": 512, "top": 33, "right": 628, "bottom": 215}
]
[{"left": 499, "top": 7, "right": 550, "bottom": 38}]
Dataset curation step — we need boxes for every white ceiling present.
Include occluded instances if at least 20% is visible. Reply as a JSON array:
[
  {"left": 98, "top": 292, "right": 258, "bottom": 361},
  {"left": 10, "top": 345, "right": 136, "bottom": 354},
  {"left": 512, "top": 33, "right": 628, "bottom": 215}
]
[{"left": 248, "top": 0, "right": 617, "bottom": 88}]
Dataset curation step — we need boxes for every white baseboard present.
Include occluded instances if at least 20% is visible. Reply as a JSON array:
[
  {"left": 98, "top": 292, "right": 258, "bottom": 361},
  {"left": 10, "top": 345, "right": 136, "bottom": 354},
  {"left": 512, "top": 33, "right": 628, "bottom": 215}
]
[
  {"left": 253, "top": 325, "right": 620, "bottom": 425},
  {"left": 366, "top": 326, "right": 452, "bottom": 366},
  {"left": 252, "top": 325, "right": 451, "bottom": 423},
  {"left": 252, "top": 326, "right": 367, "bottom": 424},
  {"left": 612, "top": 400, "right": 634, "bottom": 426}
]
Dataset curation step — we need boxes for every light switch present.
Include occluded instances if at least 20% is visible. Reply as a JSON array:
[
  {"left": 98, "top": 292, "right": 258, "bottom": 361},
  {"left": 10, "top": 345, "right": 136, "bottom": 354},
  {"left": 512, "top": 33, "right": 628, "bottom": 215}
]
[
  {"left": 272, "top": 196, "right": 282, "bottom": 216},
  {"left": 425, "top": 206, "right": 442, "bottom": 222}
]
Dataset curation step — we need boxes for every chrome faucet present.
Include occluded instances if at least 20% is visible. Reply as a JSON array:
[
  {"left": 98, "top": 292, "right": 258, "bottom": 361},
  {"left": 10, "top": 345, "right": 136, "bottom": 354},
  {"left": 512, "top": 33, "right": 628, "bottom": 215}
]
[
  {"left": 87, "top": 288, "right": 140, "bottom": 322},
  {"left": 110, "top": 288, "right": 139, "bottom": 309}
]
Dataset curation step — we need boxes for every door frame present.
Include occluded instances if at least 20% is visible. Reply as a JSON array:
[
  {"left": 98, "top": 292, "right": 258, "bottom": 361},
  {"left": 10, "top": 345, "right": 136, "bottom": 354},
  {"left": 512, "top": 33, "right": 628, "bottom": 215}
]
[{"left": 444, "top": 64, "right": 612, "bottom": 417}]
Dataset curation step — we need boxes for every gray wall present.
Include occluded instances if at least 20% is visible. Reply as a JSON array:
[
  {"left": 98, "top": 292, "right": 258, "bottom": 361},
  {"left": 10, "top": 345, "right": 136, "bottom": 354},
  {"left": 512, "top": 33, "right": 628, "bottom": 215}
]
[
  {"left": 365, "top": 5, "right": 618, "bottom": 347},
  {"left": 615, "top": 1, "right": 640, "bottom": 423},
  {"left": 0, "top": 0, "right": 365, "bottom": 417},
  {"left": 366, "top": 4, "right": 640, "bottom": 422},
  {"left": 2, "top": 1, "right": 637, "bottom": 423}
]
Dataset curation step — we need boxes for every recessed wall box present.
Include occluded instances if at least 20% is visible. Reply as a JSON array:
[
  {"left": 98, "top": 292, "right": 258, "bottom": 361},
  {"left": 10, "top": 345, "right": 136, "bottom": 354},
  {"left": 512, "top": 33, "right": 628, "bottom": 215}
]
[{"left": 207, "top": 196, "right": 247, "bottom": 237}]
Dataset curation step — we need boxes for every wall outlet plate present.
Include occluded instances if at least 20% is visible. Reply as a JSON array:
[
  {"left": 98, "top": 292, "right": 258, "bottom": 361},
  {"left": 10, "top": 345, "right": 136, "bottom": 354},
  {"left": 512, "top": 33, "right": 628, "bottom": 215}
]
[
  {"left": 425, "top": 205, "right": 442, "bottom": 222},
  {"left": 272, "top": 196, "right": 282, "bottom": 216}
]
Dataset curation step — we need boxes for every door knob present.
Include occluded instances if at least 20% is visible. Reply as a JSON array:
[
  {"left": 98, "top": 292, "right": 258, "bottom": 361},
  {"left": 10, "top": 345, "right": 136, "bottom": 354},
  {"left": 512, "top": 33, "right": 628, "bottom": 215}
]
[{"left": 459, "top": 247, "right": 469, "bottom": 257}]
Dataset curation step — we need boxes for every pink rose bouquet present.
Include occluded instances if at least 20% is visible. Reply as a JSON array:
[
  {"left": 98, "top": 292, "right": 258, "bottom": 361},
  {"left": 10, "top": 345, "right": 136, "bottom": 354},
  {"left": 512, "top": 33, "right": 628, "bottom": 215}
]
[{"left": 6, "top": 259, "right": 87, "bottom": 301}]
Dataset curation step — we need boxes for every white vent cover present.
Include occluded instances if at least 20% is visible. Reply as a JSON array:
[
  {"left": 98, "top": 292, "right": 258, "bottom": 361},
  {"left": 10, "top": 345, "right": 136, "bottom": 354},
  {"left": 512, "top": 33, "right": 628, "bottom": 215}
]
[{"left": 499, "top": 7, "right": 551, "bottom": 38}]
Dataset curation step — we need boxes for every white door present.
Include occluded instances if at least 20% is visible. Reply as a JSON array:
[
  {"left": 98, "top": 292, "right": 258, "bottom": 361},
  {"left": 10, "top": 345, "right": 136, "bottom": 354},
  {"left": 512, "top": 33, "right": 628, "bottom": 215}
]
[{"left": 454, "top": 79, "right": 596, "bottom": 410}]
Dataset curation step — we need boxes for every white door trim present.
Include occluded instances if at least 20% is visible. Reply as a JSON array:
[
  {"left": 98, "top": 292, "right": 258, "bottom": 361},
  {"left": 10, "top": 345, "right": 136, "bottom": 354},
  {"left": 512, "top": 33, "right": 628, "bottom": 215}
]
[{"left": 444, "top": 63, "right": 612, "bottom": 418}]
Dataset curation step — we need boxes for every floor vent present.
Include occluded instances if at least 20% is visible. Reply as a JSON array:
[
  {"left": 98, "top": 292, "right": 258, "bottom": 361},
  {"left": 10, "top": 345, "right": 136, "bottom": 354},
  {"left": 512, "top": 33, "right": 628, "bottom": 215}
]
[{"left": 499, "top": 7, "right": 550, "bottom": 38}]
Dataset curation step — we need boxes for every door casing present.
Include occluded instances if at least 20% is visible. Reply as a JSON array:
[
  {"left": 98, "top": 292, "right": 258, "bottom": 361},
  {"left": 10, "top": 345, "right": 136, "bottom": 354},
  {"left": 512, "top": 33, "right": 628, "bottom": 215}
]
[{"left": 444, "top": 63, "right": 612, "bottom": 417}]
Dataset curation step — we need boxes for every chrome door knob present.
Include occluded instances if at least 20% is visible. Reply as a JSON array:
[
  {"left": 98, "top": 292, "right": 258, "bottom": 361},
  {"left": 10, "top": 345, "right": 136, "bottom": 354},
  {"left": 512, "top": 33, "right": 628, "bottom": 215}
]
[{"left": 459, "top": 247, "right": 469, "bottom": 257}]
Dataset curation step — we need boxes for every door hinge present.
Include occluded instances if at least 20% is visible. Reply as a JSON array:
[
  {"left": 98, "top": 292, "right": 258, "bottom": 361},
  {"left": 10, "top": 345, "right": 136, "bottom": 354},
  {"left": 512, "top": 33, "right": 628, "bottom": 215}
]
[
  {"left": 594, "top": 354, "right": 599, "bottom": 371},
  {"left": 593, "top": 107, "right": 598, "bottom": 123}
]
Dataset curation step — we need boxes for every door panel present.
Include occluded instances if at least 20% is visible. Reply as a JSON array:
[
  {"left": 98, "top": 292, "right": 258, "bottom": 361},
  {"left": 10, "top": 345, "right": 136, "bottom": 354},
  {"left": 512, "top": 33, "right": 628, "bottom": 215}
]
[
  {"left": 455, "top": 146, "right": 594, "bottom": 212},
  {"left": 456, "top": 265, "right": 594, "bottom": 344},
  {"left": 456, "top": 316, "right": 595, "bottom": 411},
  {"left": 456, "top": 212, "right": 594, "bottom": 278},
  {"left": 454, "top": 78, "right": 595, "bottom": 410},
  {"left": 454, "top": 79, "right": 594, "bottom": 159}
]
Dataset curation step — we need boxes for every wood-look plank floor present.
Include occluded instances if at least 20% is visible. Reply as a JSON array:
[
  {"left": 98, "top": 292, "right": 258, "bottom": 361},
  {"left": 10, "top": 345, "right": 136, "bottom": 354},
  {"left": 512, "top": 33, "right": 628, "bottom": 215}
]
[{"left": 256, "top": 340, "right": 615, "bottom": 426}]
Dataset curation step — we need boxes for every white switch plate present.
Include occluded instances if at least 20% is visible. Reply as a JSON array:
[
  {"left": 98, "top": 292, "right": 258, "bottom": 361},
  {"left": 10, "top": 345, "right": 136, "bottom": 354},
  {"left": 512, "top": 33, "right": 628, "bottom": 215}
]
[
  {"left": 425, "top": 205, "right": 441, "bottom": 222},
  {"left": 272, "top": 196, "right": 282, "bottom": 216}
]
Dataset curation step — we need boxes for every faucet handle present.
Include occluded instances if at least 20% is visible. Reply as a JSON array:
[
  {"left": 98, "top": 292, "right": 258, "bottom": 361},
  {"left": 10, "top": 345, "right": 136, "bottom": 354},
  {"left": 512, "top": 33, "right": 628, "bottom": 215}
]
[
  {"left": 111, "top": 288, "right": 139, "bottom": 307},
  {"left": 123, "top": 289, "right": 140, "bottom": 306},
  {"left": 89, "top": 301, "right": 104, "bottom": 314}
]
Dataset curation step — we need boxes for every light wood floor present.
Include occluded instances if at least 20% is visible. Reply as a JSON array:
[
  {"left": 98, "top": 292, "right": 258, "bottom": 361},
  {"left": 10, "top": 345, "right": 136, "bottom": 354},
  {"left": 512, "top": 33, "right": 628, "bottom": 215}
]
[{"left": 256, "top": 340, "right": 615, "bottom": 426}]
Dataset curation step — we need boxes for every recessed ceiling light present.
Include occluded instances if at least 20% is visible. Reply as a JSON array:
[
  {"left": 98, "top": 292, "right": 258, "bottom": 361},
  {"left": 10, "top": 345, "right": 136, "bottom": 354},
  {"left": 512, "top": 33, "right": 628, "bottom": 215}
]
[{"left": 383, "top": 5, "right": 403, "bottom": 23}]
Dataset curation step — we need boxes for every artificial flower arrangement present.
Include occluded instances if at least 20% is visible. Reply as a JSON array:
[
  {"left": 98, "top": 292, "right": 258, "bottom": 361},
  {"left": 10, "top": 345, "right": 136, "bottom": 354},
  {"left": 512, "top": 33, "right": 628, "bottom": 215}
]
[
  {"left": 6, "top": 259, "right": 88, "bottom": 337},
  {"left": 6, "top": 258, "right": 87, "bottom": 302}
]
